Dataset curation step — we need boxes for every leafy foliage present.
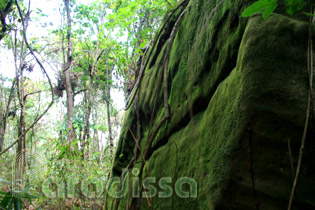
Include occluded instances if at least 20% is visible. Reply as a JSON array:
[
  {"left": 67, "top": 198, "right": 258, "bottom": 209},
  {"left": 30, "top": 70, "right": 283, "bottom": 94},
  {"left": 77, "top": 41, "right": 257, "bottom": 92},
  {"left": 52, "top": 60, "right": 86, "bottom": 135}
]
[
  {"left": 0, "top": 188, "right": 36, "bottom": 210},
  {"left": 241, "top": 0, "right": 307, "bottom": 18}
]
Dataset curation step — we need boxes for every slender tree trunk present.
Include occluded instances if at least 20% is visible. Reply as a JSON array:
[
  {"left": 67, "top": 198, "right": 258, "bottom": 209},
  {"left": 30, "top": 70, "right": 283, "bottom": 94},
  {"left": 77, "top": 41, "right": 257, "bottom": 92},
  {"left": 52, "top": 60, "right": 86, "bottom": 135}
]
[
  {"left": 83, "top": 75, "right": 92, "bottom": 158},
  {"left": 0, "top": 71, "right": 3, "bottom": 117},
  {"left": 100, "top": 132, "right": 103, "bottom": 161},
  {"left": 11, "top": 24, "right": 27, "bottom": 186},
  {"left": 16, "top": 67, "right": 26, "bottom": 186},
  {"left": 82, "top": 50, "right": 105, "bottom": 158},
  {"left": 0, "top": 80, "right": 4, "bottom": 151},
  {"left": 61, "top": 2, "right": 73, "bottom": 199},
  {"left": 82, "top": 77, "right": 92, "bottom": 158},
  {"left": 15, "top": 2, "right": 32, "bottom": 178},
  {"left": 93, "top": 113, "right": 100, "bottom": 154},
  {"left": 105, "top": 58, "right": 114, "bottom": 157},
  {"left": 0, "top": 79, "right": 15, "bottom": 152},
  {"left": 64, "top": 0, "right": 74, "bottom": 143}
]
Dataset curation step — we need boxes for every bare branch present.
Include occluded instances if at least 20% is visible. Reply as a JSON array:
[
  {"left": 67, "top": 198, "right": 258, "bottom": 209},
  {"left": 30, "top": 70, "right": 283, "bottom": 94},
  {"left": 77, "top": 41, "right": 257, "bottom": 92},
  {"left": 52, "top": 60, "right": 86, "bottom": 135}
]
[
  {"left": 74, "top": 89, "right": 87, "bottom": 96},
  {"left": 23, "top": 90, "right": 41, "bottom": 101}
]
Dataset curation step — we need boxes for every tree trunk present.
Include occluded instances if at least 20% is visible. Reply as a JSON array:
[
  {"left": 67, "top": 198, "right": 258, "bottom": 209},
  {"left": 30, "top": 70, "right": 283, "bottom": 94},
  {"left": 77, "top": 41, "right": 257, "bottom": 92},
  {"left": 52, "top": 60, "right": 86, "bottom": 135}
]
[
  {"left": 82, "top": 76, "right": 92, "bottom": 158},
  {"left": 105, "top": 58, "right": 114, "bottom": 157},
  {"left": 93, "top": 113, "right": 100, "bottom": 154},
  {"left": 0, "top": 79, "right": 15, "bottom": 152},
  {"left": 100, "top": 132, "right": 103, "bottom": 161},
  {"left": 16, "top": 67, "right": 26, "bottom": 186},
  {"left": 64, "top": 0, "right": 74, "bottom": 143},
  {"left": 0, "top": 80, "right": 3, "bottom": 152},
  {"left": 82, "top": 50, "right": 105, "bottom": 158},
  {"left": 11, "top": 25, "right": 27, "bottom": 186}
]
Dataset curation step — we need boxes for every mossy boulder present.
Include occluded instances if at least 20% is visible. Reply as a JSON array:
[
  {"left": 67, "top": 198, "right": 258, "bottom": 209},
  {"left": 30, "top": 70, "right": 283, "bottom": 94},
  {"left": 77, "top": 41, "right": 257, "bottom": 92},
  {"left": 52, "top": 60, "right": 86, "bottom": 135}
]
[{"left": 109, "top": 0, "right": 315, "bottom": 209}]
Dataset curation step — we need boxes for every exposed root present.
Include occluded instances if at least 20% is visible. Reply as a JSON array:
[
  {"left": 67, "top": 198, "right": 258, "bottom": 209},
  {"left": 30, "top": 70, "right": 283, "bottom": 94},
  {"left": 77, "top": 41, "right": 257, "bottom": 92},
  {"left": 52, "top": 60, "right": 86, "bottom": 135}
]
[
  {"left": 287, "top": 5, "right": 314, "bottom": 210},
  {"left": 128, "top": 5, "right": 188, "bottom": 210}
]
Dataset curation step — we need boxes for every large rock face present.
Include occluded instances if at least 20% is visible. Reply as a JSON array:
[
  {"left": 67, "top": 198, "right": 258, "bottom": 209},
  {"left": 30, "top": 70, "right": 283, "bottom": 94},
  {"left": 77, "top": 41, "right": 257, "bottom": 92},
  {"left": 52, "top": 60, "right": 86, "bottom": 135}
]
[{"left": 108, "top": 0, "right": 315, "bottom": 209}]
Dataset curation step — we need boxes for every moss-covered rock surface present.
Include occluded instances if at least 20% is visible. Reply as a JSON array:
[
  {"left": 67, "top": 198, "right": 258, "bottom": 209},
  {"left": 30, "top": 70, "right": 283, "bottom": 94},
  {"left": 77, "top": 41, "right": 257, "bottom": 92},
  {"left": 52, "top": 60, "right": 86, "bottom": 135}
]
[{"left": 108, "top": 0, "right": 315, "bottom": 209}]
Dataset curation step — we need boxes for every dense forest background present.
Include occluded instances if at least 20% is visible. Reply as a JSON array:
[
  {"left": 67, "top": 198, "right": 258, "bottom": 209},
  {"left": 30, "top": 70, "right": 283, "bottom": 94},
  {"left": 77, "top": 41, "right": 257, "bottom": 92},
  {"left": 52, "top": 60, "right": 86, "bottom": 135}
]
[{"left": 0, "top": 0, "right": 179, "bottom": 209}]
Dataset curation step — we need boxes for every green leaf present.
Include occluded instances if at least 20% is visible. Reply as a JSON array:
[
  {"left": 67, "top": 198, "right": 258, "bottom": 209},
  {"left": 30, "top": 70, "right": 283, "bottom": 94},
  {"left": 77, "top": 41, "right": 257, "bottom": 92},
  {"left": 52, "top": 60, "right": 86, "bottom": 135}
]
[
  {"left": 13, "top": 198, "right": 22, "bottom": 210},
  {"left": 262, "top": 2, "right": 277, "bottom": 19},
  {"left": 0, "top": 192, "right": 12, "bottom": 208},
  {"left": 302, "top": 11, "right": 315, "bottom": 17},
  {"left": 7, "top": 198, "right": 13, "bottom": 210},
  {"left": 285, "top": 0, "right": 305, "bottom": 15},
  {"left": 81, "top": 75, "right": 89, "bottom": 80},
  {"left": 241, "top": 0, "right": 277, "bottom": 17}
]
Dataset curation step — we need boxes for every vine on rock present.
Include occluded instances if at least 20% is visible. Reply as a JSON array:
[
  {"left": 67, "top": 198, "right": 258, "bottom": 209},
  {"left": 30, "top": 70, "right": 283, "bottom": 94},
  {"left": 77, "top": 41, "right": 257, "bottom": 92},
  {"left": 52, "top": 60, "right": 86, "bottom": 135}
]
[{"left": 128, "top": 3, "right": 188, "bottom": 210}]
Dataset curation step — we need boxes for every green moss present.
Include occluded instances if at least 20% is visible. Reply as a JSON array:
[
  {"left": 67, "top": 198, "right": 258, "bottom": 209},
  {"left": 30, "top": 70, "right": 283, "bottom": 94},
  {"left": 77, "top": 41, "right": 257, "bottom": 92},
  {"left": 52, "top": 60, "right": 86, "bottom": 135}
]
[
  {"left": 113, "top": 108, "right": 137, "bottom": 175},
  {"left": 111, "top": 1, "right": 315, "bottom": 209}
]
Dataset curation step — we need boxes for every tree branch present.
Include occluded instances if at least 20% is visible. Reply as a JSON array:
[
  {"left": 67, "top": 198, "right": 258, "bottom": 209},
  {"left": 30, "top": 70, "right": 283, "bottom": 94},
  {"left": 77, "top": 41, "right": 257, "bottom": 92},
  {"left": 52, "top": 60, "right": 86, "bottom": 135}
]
[
  {"left": 0, "top": 0, "right": 54, "bottom": 156},
  {"left": 74, "top": 89, "right": 87, "bottom": 96},
  {"left": 23, "top": 90, "right": 41, "bottom": 101}
]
